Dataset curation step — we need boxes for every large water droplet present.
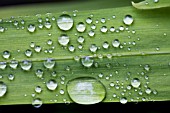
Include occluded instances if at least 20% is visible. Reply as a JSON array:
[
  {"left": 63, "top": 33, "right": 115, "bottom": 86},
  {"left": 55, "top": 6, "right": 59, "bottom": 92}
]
[
  {"left": 46, "top": 79, "right": 58, "bottom": 91},
  {"left": 57, "top": 14, "right": 73, "bottom": 31},
  {"left": 76, "top": 22, "right": 86, "bottom": 32},
  {"left": 43, "top": 58, "right": 55, "bottom": 69},
  {"left": 0, "top": 81, "right": 7, "bottom": 97},
  {"left": 58, "top": 34, "right": 70, "bottom": 46},
  {"left": 131, "top": 78, "right": 141, "bottom": 88},
  {"left": 20, "top": 60, "right": 32, "bottom": 71},
  {"left": 27, "top": 24, "right": 36, "bottom": 33},
  {"left": 32, "top": 98, "right": 43, "bottom": 108},
  {"left": 67, "top": 77, "right": 106, "bottom": 105},
  {"left": 123, "top": 15, "right": 134, "bottom": 25},
  {"left": 81, "top": 56, "right": 94, "bottom": 68}
]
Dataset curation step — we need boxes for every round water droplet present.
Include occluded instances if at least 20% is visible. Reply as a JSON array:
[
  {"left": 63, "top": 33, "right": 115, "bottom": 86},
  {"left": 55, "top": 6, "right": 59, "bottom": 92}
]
[
  {"left": 144, "top": 64, "right": 150, "bottom": 71},
  {"left": 60, "top": 89, "right": 65, "bottom": 95},
  {"left": 154, "top": 0, "right": 159, "bottom": 3},
  {"left": 120, "top": 97, "right": 127, "bottom": 104},
  {"left": 145, "top": 88, "right": 152, "bottom": 94},
  {"left": 44, "top": 21, "right": 52, "bottom": 29},
  {"left": 43, "top": 58, "right": 55, "bottom": 69},
  {"left": 0, "top": 81, "right": 7, "bottom": 97},
  {"left": 77, "top": 36, "right": 85, "bottom": 44},
  {"left": 98, "top": 73, "right": 104, "bottom": 78},
  {"left": 35, "top": 86, "right": 42, "bottom": 93},
  {"left": 131, "top": 78, "right": 141, "bottom": 88},
  {"left": 67, "top": 77, "right": 106, "bottom": 105},
  {"left": 0, "top": 27, "right": 5, "bottom": 33},
  {"left": 35, "top": 69, "right": 44, "bottom": 78},
  {"left": 123, "top": 15, "right": 134, "bottom": 25},
  {"left": 112, "top": 39, "right": 120, "bottom": 48},
  {"left": 76, "top": 22, "right": 86, "bottom": 32},
  {"left": 32, "top": 98, "right": 43, "bottom": 108},
  {"left": 34, "top": 46, "right": 42, "bottom": 53},
  {"left": 47, "top": 39, "right": 53, "bottom": 45},
  {"left": 9, "top": 60, "right": 18, "bottom": 69},
  {"left": 2, "top": 50, "right": 10, "bottom": 59},
  {"left": 88, "top": 30, "right": 95, "bottom": 37},
  {"left": 100, "top": 26, "right": 107, "bottom": 33},
  {"left": 101, "top": 18, "right": 106, "bottom": 23},
  {"left": 20, "top": 60, "right": 32, "bottom": 71},
  {"left": 25, "top": 49, "right": 32, "bottom": 57},
  {"left": 27, "top": 24, "right": 36, "bottom": 33},
  {"left": 58, "top": 34, "right": 70, "bottom": 46},
  {"left": 0, "top": 62, "right": 7, "bottom": 70},
  {"left": 8, "top": 74, "right": 15, "bottom": 81},
  {"left": 81, "top": 56, "right": 94, "bottom": 68},
  {"left": 46, "top": 79, "right": 58, "bottom": 91},
  {"left": 86, "top": 17, "right": 92, "bottom": 24},
  {"left": 68, "top": 45, "right": 75, "bottom": 52},
  {"left": 57, "top": 14, "right": 73, "bottom": 31},
  {"left": 90, "top": 44, "right": 98, "bottom": 53},
  {"left": 102, "top": 41, "right": 109, "bottom": 49}
]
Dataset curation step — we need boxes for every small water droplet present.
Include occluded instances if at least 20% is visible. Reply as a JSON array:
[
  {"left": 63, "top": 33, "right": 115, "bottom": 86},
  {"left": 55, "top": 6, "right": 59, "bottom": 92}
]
[
  {"left": 0, "top": 81, "right": 7, "bottom": 97},
  {"left": 88, "top": 30, "right": 95, "bottom": 37},
  {"left": 76, "top": 22, "right": 86, "bottom": 32},
  {"left": 0, "top": 62, "right": 7, "bottom": 70},
  {"left": 20, "top": 60, "right": 32, "bottom": 71},
  {"left": 34, "top": 46, "right": 42, "bottom": 53},
  {"left": 86, "top": 17, "right": 92, "bottom": 24},
  {"left": 25, "top": 49, "right": 32, "bottom": 57},
  {"left": 144, "top": 64, "right": 150, "bottom": 71},
  {"left": 154, "top": 0, "right": 159, "bottom": 3},
  {"left": 35, "top": 86, "right": 42, "bottom": 93},
  {"left": 8, "top": 74, "right": 15, "bottom": 81},
  {"left": 98, "top": 73, "right": 104, "bottom": 78},
  {"left": 46, "top": 79, "right": 58, "bottom": 91},
  {"left": 27, "top": 24, "right": 36, "bottom": 33},
  {"left": 68, "top": 45, "right": 75, "bottom": 52},
  {"left": 119, "top": 26, "right": 124, "bottom": 31},
  {"left": 102, "top": 41, "right": 109, "bottom": 49},
  {"left": 43, "top": 58, "right": 55, "bottom": 69},
  {"left": 101, "top": 18, "right": 106, "bottom": 23},
  {"left": 38, "top": 18, "right": 43, "bottom": 23},
  {"left": 110, "top": 82, "right": 114, "bottom": 87},
  {"left": 32, "top": 98, "right": 43, "bottom": 108},
  {"left": 81, "top": 56, "right": 94, "bottom": 68},
  {"left": 60, "top": 89, "right": 65, "bottom": 95},
  {"left": 44, "top": 21, "right": 52, "bottom": 29},
  {"left": 0, "top": 26, "right": 5, "bottom": 33},
  {"left": 35, "top": 69, "right": 44, "bottom": 78},
  {"left": 30, "top": 42, "right": 35, "bottom": 48},
  {"left": 112, "top": 39, "right": 120, "bottom": 48},
  {"left": 58, "top": 34, "right": 70, "bottom": 46},
  {"left": 67, "top": 77, "right": 106, "bottom": 105},
  {"left": 110, "top": 26, "right": 115, "bottom": 32},
  {"left": 77, "top": 36, "right": 85, "bottom": 44},
  {"left": 2, "top": 50, "right": 10, "bottom": 59},
  {"left": 123, "top": 15, "right": 134, "bottom": 25},
  {"left": 57, "top": 14, "right": 73, "bottom": 31},
  {"left": 100, "top": 26, "right": 108, "bottom": 33},
  {"left": 91, "top": 24, "right": 96, "bottom": 30},
  {"left": 131, "top": 78, "right": 141, "bottom": 88},
  {"left": 90, "top": 44, "right": 98, "bottom": 53},
  {"left": 145, "top": 88, "right": 152, "bottom": 94},
  {"left": 120, "top": 97, "right": 127, "bottom": 104},
  {"left": 9, "top": 60, "right": 18, "bottom": 69}
]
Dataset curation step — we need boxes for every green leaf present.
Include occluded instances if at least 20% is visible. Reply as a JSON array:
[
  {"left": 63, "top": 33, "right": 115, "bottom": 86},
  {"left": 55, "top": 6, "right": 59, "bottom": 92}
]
[
  {"left": 0, "top": 0, "right": 170, "bottom": 107},
  {"left": 132, "top": 0, "right": 170, "bottom": 9}
]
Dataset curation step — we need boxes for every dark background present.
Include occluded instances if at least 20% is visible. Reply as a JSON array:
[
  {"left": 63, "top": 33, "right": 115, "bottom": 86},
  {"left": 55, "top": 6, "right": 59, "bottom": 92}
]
[{"left": 0, "top": 0, "right": 169, "bottom": 112}]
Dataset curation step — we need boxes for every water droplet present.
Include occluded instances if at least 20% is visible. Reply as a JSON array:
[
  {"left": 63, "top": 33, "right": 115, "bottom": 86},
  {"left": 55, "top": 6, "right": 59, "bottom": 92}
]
[
  {"left": 112, "top": 39, "right": 120, "bottom": 48},
  {"left": 0, "top": 26, "right": 5, "bottom": 33},
  {"left": 34, "top": 46, "right": 42, "bottom": 52},
  {"left": 57, "top": 14, "right": 73, "bottom": 31},
  {"left": 154, "top": 0, "right": 159, "bottom": 3},
  {"left": 91, "top": 24, "right": 96, "bottom": 30},
  {"left": 43, "top": 58, "right": 55, "bottom": 69},
  {"left": 35, "top": 69, "right": 44, "bottom": 78},
  {"left": 27, "top": 24, "right": 36, "bottom": 33},
  {"left": 67, "top": 77, "right": 106, "bottom": 105},
  {"left": 30, "top": 42, "right": 35, "bottom": 48},
  {"left": 110, "top": 82, "right": 114, "bottom": 87},
  {"left": 123, "top": 15, "right": 134, "bottom": 25},
  {"left": 120, "top": 97, "right": 127, "bottom": 104},
  {"left": 131, "top": 78, "right": 141, "bottom": 88},
  {"left": 86, "top": 17, "right": 92, "bottom": 24},
  {"left": 47, "top": 39, "right": 53, "bottom": 45},
  {"left": 0, "top": 62, "right": 7, "bottom": 70},
  {"left": 76, "top": 22, "right": 86, "bottom": 32},
  {"left": 68, "top": 45, "right": 75, "bottom": 52},
  {"left": 100, "top": 26, "right": 108, "bottom": 33},
  {"left": 46, "top": 79, "right": 58, "bottom": 91},
  {"left": 8, "top": 74, "right": 15, "bottom": 81},
  {"left": 0, "top": 81, "right": 7, "bottom": 97},
  {"left": 90, "top": 44, "right": 98, "bottom": 53},
  {"left": 88, "top": 30, "right": 95, "bottom": 37},
  {"left": 144, "top": 64, "right": 150, "bottom": 71},
  {"left": 102, "top": 41, "right": 109, "bottom": 49},
  {"left": 44, "top": 21, "right": 52, "bottom": 29},
  {"left": 58, "top": 34, "right": 70, "bottom": 46},
  {"left": 35, "top": 86, "right": 42, "bottom": 93},
  {"left": 98, "top": 73, "right": 104, "bottom": 78},
  {"left": 60, "top": 89, "right": 65, "bottom": 95},
  {"left": 2, "top": 50, "right": 10, "bottom": 59},
  {"left": 25, "top": 49, "right": 32, "bottom": 57},
  {"left": 77, "top": 36, "right": 85, "bottom": 44},
  {"left": 20, "top": 60, "right": 32, "bottom": 71},
  {"left": 9, "top": 60, "right": 18, "bottom": 69},
  {"left": 110, "top": 26, "right": 115, "bottom": 32},
  {"left": 145, "top": 88, "right": 152, "bottom": 94},
  {"left": 32, "top": 98, "right": 43, "bottom": 108},
  {"left": 119, "top": 26, "right": 124, "bottom": 31},
  {"left": 101, "top": 18, "right": 106, "bottom": 23},
  {"left": 81, "top": 56, "right": 94, "bottom": 68}
]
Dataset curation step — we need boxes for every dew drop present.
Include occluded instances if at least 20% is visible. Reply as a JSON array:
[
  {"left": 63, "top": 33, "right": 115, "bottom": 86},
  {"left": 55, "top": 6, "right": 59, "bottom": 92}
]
[
  {"left": 8, "top": 74, "right": 15, "bottom": 81},
  {"left": 27, "top": 24, "right": 36, "bottom": 33},
  {"left": 58, "top": 34, "right": 70, "bottom": 46},
  {"left": 30, "top": 42, "right": 35, "bottom": 48},
  {"left": 35, "top": 69, "right": 44, "bottom": 78},
  {"left": 68, "top": 45, "right": 75, "bottom": 52},
  {"left": 25, "top": 49, "right": 32, "bottom": 57},
  {"left": 0, "top": 81, "right": 7, "bottom": 97},
  {"left": 0, "top": 62, "right": 7, "bottom": 70},
  {"left": 91, "top": 24, "right": 96, "bottom": 30},
  {"left": 20, "top": 60, "right": 32, "bottom": 71},
  {"left": 123, "top": 15, "right": 134, "bottom": 25},
  {"left": 100, "top": 26, "right": 108, "bottom": 33},
  {"left": 60, "top": 89, "right": 65, "bottom": 95},
  {"left": 34, "top": 46, "right": 42, "bottom": 53},
  {"left": 101, "top": 18, "right": 106, "bottom": 23},
  {"left": 67, "top": 77, "right": 106, "bottom": 105},
  {"left": 2, "top": 50, "right": 10, "bottom": 59},
  {"left": 76, "top": 22, "right": 86, "bottom": 32},
  {"left": 77, "top": 36, "right": 85, "bottom": 44},
  {"left": 43, "top": 58, "right": 55, "bottom": 69},
  {"left": 46, "top": 79, "right": 58, "bottom": 91},
  {"left": 88, "top": 30, "right": 95, "bottom": 37},
  {"left": 81, "top": 56, "right": 94, "bottom": 68},
  {"left": 145, "top": 88, "right": 152, "bottom": 94},
  {"left": 110, "top": 27, "right": 115, "bottom": 32},
  {"left": 131, "top": 78, "right": 141, "bottom": 88},
  {"left": 44, "top": 21, "right": 52, "bottom": 29},
  {"left": 57, "top": 14, "right": 73, "bottom": 31},
  {"left": 47, "top": 39, "right": 53, "bottom": 45},
  {"left": 102, "top": 41, "right": 109, "bottom": 49},
  {"left": 0, "top": 26, "right": 5, "bottom": 33},
  {"left": 32, "top": 98, "right": 43, "bottom": 108},
  {"left": 120, "top": 97, "right": 127, "bottom": 104},
  {"left": 9, "top": 60, "right": 18, "bottom": 69},
  {"left": 144, "top": 64, "right": 150, "bottom": 71},
  {"left": 86, "top": 17, "right": 92, "bottom": 24},
  {"left": 98, "top": 73, "right": 104, "bottom": 78},
  {"left": 89, "top": 44, "right": 98, "bottom": 53},
  {"left": 35, "top": 86, "right": 42, "bottom": 93},
  {"left": 154, "top": 0, "right": 159, "bottom": 3},
  {"left": 112, "top": 39, "right": 120, "bottom": 48}
]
